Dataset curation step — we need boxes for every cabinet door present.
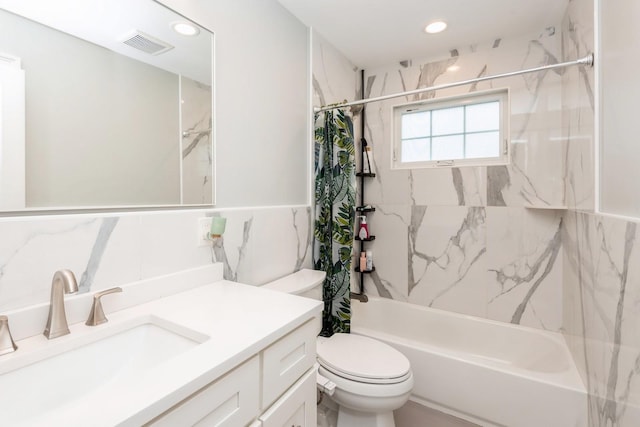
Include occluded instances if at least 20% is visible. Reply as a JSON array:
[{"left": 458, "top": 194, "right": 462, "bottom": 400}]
[
  {"left": 259, "top": 369, "right": 316, "bottom": 427},
  {"left": 149, "top": 356, "right": 260, "bottom": 427},
  {"left": 262, "top": 320, "right": 316, "bottom": 409}
]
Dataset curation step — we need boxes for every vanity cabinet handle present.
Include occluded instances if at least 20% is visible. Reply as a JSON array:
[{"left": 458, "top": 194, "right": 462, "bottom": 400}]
[{"left": 85, "top": 287, "right": 122, "bottom": 326}]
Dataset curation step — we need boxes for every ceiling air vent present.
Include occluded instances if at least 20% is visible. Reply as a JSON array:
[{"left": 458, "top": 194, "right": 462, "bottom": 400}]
[{"left": 121, "top": 30, "right": 174, "bottom": 55}]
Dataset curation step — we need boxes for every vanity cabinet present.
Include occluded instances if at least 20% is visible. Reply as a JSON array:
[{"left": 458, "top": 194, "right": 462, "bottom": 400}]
[
  {"left": 262, "top": 318, "right": 317, "bottom": 409},
  {"left": 148, "top": 356, "right": 260, "bottom": 427},
  {"left": 258, "top": 369, "right": 316, "bottom": 427},
  {"left": 149, "top": 318, "right": 317, "bottom": 427}
]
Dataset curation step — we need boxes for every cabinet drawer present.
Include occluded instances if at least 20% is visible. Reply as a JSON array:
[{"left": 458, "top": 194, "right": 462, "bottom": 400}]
[
  {"left": 149, "top": 356, "right": 260, "bottom": 427},
  {"left": 260, "top": 369, "right": 316, "bottom": 427},
  {"left": 262, "top": 320, "right": 316, "bottom": 409}
]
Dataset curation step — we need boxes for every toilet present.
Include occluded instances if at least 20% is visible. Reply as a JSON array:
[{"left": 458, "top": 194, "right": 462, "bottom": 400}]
[{"left": 262, "top": 269, "right": 413, "bottom": 427}]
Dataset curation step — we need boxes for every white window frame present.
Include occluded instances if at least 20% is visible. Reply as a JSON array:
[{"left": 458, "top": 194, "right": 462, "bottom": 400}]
[{"left": 391, "top": 88, "right": 510, "bottom": 169}]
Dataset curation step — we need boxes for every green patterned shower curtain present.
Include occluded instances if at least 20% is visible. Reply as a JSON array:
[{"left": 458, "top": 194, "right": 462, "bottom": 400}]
[{"left": 313, "top": 109, "right": 356, "bottom": 336}]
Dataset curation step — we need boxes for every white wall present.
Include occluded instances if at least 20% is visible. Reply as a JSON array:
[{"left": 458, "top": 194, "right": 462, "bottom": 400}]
[{"left": 159, "top": 0, "right": 310, "bottom": 208}]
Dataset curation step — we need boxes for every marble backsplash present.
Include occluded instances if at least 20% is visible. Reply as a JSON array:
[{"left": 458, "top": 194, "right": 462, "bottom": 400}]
[{"left": 0, "top": 206, "right": 312, "bottom": 313}]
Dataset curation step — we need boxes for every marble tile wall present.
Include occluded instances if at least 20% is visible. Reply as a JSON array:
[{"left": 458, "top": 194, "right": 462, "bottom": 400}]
[
  {"left": 181, "top": 76, "right": 213, "bottom": 205},
  {"left": 354, "top": 29, "right": 566, "bottom": 331},
  {"left": 564, "top": 211, "right": 640, "bottom": 426},
  {"left": 562, "top": 0, "right": 595, "bottom": 212},
  {"left": 0, "top": 206, "right": 312, "bottom": 313},
  {"left": 314, "top": 2, "right": 640, "bottom": 425},
  {"left": 312, "top": 30, "right": 361, "bottom": 145},
  {"left": 562, "top": 0, "right": 640, "bottom": 425},
  {"left": 312, "top": 31, "right": 359, "bottom": 109}
]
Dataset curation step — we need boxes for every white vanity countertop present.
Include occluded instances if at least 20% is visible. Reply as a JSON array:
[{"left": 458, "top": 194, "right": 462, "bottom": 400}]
[{"left": 4, "top": 277, "right": 323, "bottom": 426}]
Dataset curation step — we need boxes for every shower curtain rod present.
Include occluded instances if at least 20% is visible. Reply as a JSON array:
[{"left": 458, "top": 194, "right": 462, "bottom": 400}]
[{"left": 314, "top": 53, "right": 594, "bottom": 113}]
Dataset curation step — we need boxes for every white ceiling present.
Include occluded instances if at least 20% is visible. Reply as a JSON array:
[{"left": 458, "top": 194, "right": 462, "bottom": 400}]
[{"left": 277, "top": 0, "right": 569, "bottom": 69}]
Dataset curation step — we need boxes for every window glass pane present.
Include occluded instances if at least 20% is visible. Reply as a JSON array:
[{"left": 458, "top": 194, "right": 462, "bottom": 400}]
[
  {"left": 432, "top": 135, "right": 464, "bottom": 160},
  {"left": 432, "top": 106, "right": 464, "bottom": 135},
  {"left": 393, "top": 90, "right": 507, "bottom": 168},
  {"left": 466, "top": 131, "right": 500, "bottom": 158},
  {"left": 401, "top": 111, "right": 430, "bottom": 139},
  {"left": 402, "top": 138, "right": 430, "bottom": 162},
  {"left": 466, "top": 101, "right": 499, "bottom": 132}
]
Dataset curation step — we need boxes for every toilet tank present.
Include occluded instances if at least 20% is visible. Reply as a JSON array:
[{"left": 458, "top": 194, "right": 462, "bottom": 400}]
[{"left": 262, "top": 269, "right": 325, "bottom": 301}]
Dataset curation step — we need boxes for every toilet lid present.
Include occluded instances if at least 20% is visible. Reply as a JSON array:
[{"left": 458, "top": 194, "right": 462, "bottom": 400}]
[{"left": 317, "top": 333, "right": 411, "bottom": 384}]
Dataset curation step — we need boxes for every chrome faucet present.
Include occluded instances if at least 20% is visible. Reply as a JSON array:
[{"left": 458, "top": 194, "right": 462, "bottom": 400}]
[
  {"left": 43, "top": 269, "right": 78, "bottom": 339},
  {"left": 0, "top": 315, "right": 17, "bottom": 355}
]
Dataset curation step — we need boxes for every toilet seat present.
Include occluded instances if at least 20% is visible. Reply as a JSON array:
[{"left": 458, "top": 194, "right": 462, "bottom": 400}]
[{"left": 317, "top": 333, "right": 411, "bottom": 385}]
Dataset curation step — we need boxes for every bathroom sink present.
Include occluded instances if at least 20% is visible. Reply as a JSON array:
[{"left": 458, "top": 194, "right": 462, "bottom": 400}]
[{"left": 0, "top": 315, "right": 207, "bottom": 424}]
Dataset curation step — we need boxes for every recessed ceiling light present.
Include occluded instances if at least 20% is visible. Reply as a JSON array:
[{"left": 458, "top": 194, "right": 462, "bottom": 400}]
[
  {"left": 172, "top": 22, "right": 200, "bottom": 36},
  {"left": 447, "top": 65, "right": 460, "bottom": 72},
  {"left": 425, "top": 21, "right": 447, "bottom": 34}
]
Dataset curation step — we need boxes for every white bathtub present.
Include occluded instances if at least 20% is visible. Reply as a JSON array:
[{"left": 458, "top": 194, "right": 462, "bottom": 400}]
[{"left": 351, "top": 297, "right": 587, "bottom": 427}]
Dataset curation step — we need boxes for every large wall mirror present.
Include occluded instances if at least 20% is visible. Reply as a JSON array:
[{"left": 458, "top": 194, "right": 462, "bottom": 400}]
[{"left": 0, "top": 0, "right": 214, "bottom": 212}]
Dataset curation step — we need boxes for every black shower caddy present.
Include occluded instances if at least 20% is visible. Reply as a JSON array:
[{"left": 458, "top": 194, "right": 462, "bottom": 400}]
[{"left": 353, "top": 69, "right": 374, "bottom": 301}]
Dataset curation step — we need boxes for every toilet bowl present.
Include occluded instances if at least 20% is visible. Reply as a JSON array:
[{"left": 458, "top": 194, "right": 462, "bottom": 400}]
[
  {"left": 262, "top": 269, "right": 413, "bottom": 427},
  {"left": 317, "top": 333, "right": 413, "bottom": 427}
]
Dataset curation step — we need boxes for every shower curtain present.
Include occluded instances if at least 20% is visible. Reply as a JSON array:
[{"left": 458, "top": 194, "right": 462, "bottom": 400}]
[{"left": 313, "top": 109, "right": 356, "bottom": 336}]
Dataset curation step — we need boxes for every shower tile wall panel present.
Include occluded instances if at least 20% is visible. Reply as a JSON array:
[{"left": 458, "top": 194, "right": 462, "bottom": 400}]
[
  {"left": 564, "top": 211, "right": 640, "bottom": 426},
  {"left": 312, "top": 31, "right": 359, "bottom": 110},
  {"left": 0, "top": 206, "right": 312, "bottom": 312},
  {"left": 366, "top": 204, "right": 563, "bottom": 331},
  {"left": 485, "top": 207, "right": 563, "bottom": 331},
  {"left": 364, "top": 29, "right": 565, "bottom": 209},
  {"left": 312, "top": 31, "right": 363, "bottom": 156},
  {"left": 562, "top": 0, "right": 595, "bottom": 213},
  {"left": 357, "top": 29, "right": 566, "bottom": 331},
  {"left": 408, "top": 206, "right": 490, "bottom": 319},
  {"left": 562, "top": 0, "right": 597, "bottom": 383},
  {"left": 562, "top": 0, "right": 640, "bottom": 425}
]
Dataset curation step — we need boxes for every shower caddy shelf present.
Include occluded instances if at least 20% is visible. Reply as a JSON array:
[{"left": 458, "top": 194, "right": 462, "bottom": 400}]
[
  {"left": 351, "top": 69, "right": 378, "bottom": 304},
  {"left": 355, "top": 168, "right": 376, "bottom": 288},
  {"left": 356, "top": 205, "right": 376, "bottom": 213},
  {"left": 353, "top": 67, "right": 375, "bottom": 300}
]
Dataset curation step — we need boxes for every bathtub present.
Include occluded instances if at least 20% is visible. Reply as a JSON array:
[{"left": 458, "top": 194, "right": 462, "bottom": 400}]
[{"left": 351, "top": 297, "right": 587, "bottom": 427}]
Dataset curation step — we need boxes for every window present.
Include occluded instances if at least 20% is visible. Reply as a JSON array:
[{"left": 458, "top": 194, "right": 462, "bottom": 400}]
[{"left": 392, "top": 89, "right": 509, "bottom": 168}]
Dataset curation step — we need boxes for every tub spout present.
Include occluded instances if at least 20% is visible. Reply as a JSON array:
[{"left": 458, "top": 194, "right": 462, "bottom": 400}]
[
  {"left": 43, "top": 269, "right": 78, "bottom": 339},
  {"left": 350, "top": 291, "right": 368, "bottom": 303}
]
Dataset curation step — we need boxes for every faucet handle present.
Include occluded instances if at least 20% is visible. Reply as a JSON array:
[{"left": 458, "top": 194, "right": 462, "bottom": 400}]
[
  {"left": 85, "top": 287, "right": 122, "bottom": 326},
  {"left": 0, "top": 315, "right": 18, "bottom": 356}
]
